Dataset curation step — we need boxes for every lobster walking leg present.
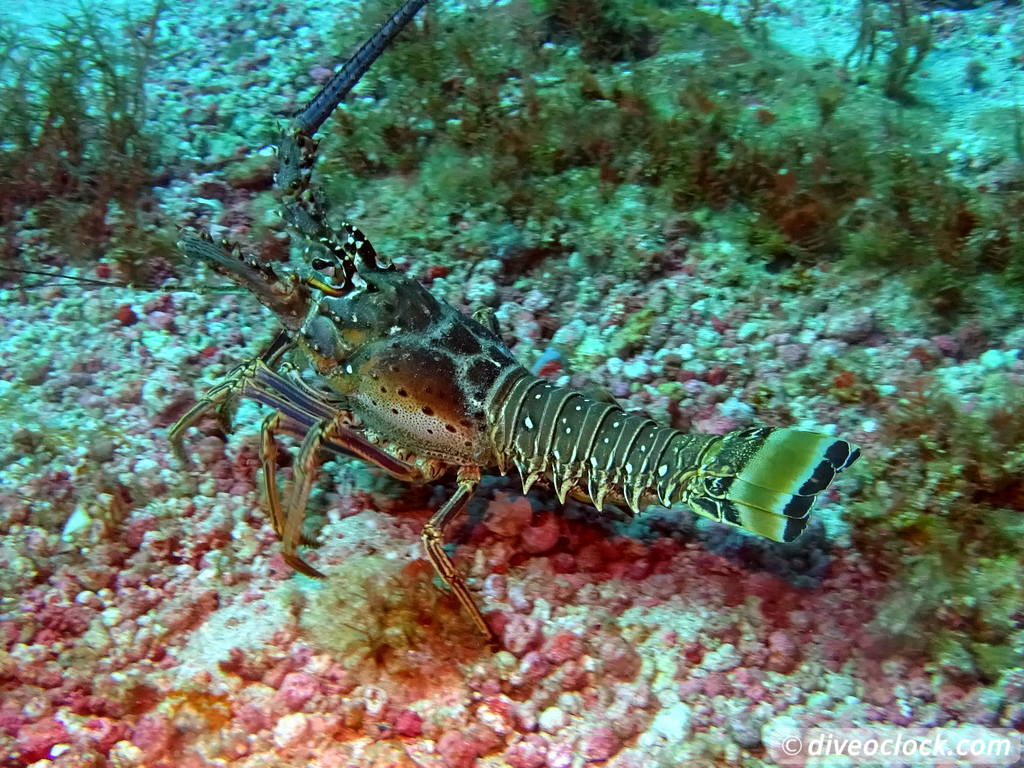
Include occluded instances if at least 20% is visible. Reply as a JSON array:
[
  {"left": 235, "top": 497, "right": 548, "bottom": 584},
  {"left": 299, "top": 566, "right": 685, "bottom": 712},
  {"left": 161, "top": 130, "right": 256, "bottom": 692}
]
[
  {"left": 169, "top": 330, "right": 295, "bottom": 466},
  {"left": 280, "top": 411, "right": 431, "bottom": 577},
  {"left": 420, "top": 466, "right": 494, "bottom": 642},
  {"left": 259, "top": 411, "right": 289, "bottom": 539},
  {"left": 260, "top": 411, "right": 352, "bottom": 547}
]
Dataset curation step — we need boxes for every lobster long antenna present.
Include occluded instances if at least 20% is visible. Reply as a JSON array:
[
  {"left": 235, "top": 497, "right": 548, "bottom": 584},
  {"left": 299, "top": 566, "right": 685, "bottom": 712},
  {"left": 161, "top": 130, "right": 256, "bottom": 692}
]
[
  {"left": 291, "top": 0, "right": 428, "bottom": 137},
  {"left": 0, "top": 266, "right": 132, "bottom": 289},
  {"left": 0, "top": 265, "right": 246, "bottom": 294}
]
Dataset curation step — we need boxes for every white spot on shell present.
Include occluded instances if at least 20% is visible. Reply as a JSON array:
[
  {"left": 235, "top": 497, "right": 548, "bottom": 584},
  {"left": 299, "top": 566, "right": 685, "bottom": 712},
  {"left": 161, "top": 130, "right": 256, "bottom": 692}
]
[
  {"left": 524, "top": 416, "right": 534, "bottom": 429},
  {"left": 658, "top": 464, "right": 668, "bottom": 477}
]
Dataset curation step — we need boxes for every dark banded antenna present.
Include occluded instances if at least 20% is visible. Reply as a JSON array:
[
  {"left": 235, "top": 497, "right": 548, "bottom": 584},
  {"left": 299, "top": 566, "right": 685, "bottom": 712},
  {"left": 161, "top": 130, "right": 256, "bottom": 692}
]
[{"left": 291, "top": 0, "right": 429, "bottom": 137}]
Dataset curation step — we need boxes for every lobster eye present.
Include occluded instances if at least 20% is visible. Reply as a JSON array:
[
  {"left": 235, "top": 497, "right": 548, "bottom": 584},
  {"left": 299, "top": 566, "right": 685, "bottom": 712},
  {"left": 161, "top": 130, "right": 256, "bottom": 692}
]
[{"left": 311, "top": 257, "right": 333, "bottom": 271}]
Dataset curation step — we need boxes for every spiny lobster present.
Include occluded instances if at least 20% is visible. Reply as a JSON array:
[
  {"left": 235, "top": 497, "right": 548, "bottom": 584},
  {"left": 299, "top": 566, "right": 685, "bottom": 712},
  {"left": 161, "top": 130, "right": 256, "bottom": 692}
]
[{"left": 170, "top": 0, "right": 860, "bottom": 642}]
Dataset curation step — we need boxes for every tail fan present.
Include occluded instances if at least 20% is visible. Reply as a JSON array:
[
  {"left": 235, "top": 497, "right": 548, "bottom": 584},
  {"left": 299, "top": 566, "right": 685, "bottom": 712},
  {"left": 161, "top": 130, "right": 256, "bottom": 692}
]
[{"left": 685, "top": 427, "right": 860, "bottom": 542}]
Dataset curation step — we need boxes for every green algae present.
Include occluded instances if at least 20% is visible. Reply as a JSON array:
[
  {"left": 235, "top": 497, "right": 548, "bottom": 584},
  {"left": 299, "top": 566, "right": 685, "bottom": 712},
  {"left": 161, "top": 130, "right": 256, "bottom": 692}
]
[
  {"left": 308, "top": 0, "right": 1022, "bottom": 330},
  {"left": 0, "top": 1, "right": 167, "bottom": 279},
  {"left": 609, "top": 306, "right": 657, "bottom": 357},
  {"left": 853, "top": 380, "right": 1024, "bottom": 680}
]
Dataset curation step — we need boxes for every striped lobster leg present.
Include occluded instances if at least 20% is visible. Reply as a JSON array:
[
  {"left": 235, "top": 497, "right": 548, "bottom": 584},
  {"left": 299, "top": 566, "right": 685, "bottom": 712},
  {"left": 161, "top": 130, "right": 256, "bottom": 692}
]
[
  {"left": 420, "top": 466, "right": 495, "bottom": 642},
  {"left": 488, "top": 372, "right": 860, "bottom": 542}
]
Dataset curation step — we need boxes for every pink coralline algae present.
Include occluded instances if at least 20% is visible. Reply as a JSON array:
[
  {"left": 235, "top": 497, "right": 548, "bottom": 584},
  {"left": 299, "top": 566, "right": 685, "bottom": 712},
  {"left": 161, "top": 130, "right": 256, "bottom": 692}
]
[
  {"left": 502, "top": 615, "right": 544, "bottom": 657},
  {"left": 130, "top": 712, "right": 176, "bottom": 761},
  {"left": 393, "top": 709, "right": 423, "bottom": 737},
  {"left": 521, "top": 511, "right": 561, "bottom": 554},
  {"left": 580, "top": 725, "right": 622, "bottom": 762},
  {"left": 275, "top": 672, "right": 322, "bottom": 711},
  {"left": 503, "top": 735, "right": 548, "bottom": 768},
  {"left": 17, "top": 717, "right": 69, "bottom": 762},
  {"left": 541, "top": 631, "right": 584, "bottom": 666},
  {"left": 484, "top": 492, "right": 534, "bottom": 538},
  {"left": 435, "top": 729, "right": 481, "bottom": 768},
  {"left": 81, "top": 716, "right": 129, "bottom": 754}
]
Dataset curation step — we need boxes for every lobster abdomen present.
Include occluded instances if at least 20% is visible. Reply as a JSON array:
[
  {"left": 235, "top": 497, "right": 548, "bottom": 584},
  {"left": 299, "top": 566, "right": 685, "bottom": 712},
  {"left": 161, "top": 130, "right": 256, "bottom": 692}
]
[{"left": 486, "top": 371, "right": 860, "bottom": 542}]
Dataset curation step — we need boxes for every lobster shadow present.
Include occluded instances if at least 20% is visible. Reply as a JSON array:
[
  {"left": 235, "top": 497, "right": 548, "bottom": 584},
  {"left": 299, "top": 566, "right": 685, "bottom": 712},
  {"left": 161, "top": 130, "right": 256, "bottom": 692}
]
[{"left": 470, "top": 474, "right": 835, "bottom": 591}]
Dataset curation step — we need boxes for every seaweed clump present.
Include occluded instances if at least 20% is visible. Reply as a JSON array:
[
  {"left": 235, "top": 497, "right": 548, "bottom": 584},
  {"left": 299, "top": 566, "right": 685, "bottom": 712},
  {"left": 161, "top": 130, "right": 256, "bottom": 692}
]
[
  {"left": 0, "top": 2, "right": 167, "bottom": 277},
  {"left": 850, "top": 379, "right": 1024, "bottom": 680},
  {"left": 845, "top": 0, "right": 933, "bottom": 104},
  {"left": 297, "top": 554, "right": 484, "bottom": 692},
  {"left": 307, "top": 0, "right": 1021, "bottom": 329}
]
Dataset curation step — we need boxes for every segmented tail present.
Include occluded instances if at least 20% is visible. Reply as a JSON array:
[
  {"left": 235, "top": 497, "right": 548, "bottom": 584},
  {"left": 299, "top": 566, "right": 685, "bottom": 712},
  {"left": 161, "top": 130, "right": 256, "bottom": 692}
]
[{"left": 486, "top": 372, "right": 860, "bottom": 543}]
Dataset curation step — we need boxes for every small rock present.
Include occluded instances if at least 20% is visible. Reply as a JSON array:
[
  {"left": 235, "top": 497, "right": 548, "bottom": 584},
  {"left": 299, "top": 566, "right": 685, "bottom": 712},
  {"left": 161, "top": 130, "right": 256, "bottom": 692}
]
[
  {"left": 276, "top": 672, "right": 320, "bottom": 711},
  {"left": 436, "top": 730, "right": 478, "bottom": 768},
  {"left": 538, "top": 706, "right": 567, "bottom": 733},
  {"left": 88, "top": 437, "right": 117, "bottom": 464},
  {"left": 580, "top": 725, "right": 621, "bottom": 762},
  {"left": 599, "top": 636, "right": 641, "bottom": 681},
  {"left": 705, "top": 366, "right": 728, "bottom": 385},
  {"left": 767, "top": 631, "right": 798, "bottom": 673},
  {"left": 647, "top": 702, "right": 691, "bottom": 743},
  {"left": 502, "top": 615, "right": 543, "bottom": 657},
  {"left": 702, "top": 643, "right": 741, "bottom": 672},
  {"left": 514, "top": 651, "right": 551, "bottom": 686},
  {"left": 234, "top": 704, "right": 266, "bottom": 734},
  {"left": 825, "top": 307, "right": 874, "bottom": 343},
  {"left": 760, "top": 714, "right": 800, "bottom": 755},
  {"left": 503, "top": 736, "right": 547, "bottom": 768},
  {"left": 273, "top": 712, "right": 311, "bottom": 749},
  {"left": 17, "top": 717, "right": 69, "bottom": 762},
  {"left": 20, "top": 358, "right": 51, "bottom": 386},
  {"left": 546, "top": 741, "right": 574, "bottom": 768},
  {"left": 728, "top": 711, "right": 762, "bottom": 749},
  {"left": 521, "top": 513, "right": 559, "bottom": 554},
  {"left": 482, "top": 573, "right": 508, "bottom": 602},
  {"left": 130, "top": 713, "right": 173, "bottom": 761},
  {"left": 542, "top": 631, "right": 584, "bottom": 666},
  {"left": 309, "top": 64, "right": 333, "bottom": 83},
  {"left": 146, "top": 311, "right": 176, "bottom": 332},
  {"left": 485, "top": 493, "right": 533, "bottom": 538},
  {"left": 115, "top": 305, "right": 138, "bottom": 326},
  {"left": 776, "top": 343, "right": 807, "bottom": 366},
  {"left": 108, "top": 740, "right": 144, "bottom": 767},
  {"left": 394, "top": 709, "right": 423, "bottom": 737}
]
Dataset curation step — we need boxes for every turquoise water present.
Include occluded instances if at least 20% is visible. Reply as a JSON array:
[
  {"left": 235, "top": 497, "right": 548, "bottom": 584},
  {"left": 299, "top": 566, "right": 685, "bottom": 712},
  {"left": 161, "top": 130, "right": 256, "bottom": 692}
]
[{"left": 1, "top": 1, "right": 1022, "bottom": 765}]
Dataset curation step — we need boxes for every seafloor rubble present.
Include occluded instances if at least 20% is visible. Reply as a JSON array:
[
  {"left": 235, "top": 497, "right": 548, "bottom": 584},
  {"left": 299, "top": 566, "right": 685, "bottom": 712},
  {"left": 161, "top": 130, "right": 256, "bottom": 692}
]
[{"left": 1, "top": 0, "right": 1022, "bottom": 766}]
